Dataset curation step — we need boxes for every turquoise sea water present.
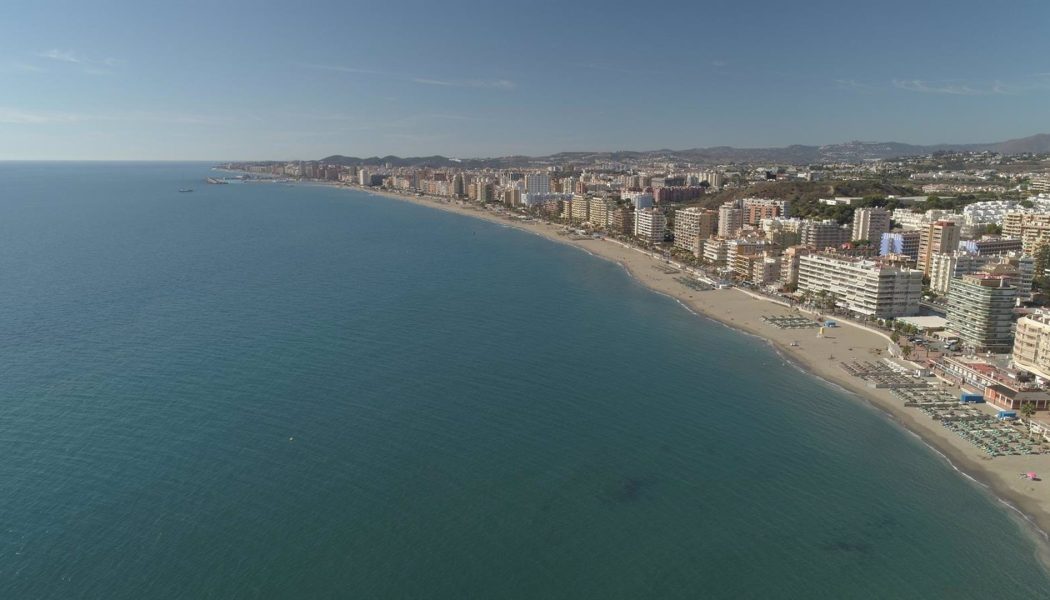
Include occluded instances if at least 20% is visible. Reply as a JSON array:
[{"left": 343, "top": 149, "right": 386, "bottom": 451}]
[{"left": 1, "top": 162, "right": 1048, "bottom": 598}]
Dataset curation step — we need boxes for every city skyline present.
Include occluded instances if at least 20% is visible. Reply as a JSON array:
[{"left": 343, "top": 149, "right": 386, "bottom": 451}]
[{"left": 2, "top": 0, "right": 1050, "bottom": 160}]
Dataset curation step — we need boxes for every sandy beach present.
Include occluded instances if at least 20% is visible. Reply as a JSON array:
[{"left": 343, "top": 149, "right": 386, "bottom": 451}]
[{"left": 306, "top": 182, "right": 1050, "bottom": 559}]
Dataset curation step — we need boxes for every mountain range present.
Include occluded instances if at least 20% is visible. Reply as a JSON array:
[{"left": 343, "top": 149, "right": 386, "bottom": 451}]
[{"left": 319, "top": 133, "right": 1050, "bottom": 168}]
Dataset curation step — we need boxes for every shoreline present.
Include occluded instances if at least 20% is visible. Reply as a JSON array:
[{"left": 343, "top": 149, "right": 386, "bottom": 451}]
[{"left": 290, "top": 181, "right": 1050, "bottom": 564}]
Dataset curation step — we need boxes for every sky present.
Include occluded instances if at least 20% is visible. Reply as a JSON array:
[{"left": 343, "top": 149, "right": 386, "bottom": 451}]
[{"left": 1, "top": 0, "right": 1049, "bottom": 160}]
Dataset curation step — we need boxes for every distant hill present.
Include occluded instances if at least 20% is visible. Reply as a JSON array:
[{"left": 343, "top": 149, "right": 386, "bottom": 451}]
[
  {"left": 988, "top": 133, "right": 1050, "bottom": 155},
  {"left": 316, "top": 133, "right": 1050, "bottom": 168}
]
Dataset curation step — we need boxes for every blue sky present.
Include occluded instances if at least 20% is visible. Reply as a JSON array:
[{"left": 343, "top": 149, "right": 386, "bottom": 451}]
[{"left": 1, "top": 0, "right": 1048, "bottom": 160}]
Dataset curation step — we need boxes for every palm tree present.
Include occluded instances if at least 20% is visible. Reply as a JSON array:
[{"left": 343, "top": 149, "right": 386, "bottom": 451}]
[
  {"left": 900, "top": 344, "right": 912, "bottom": 360},
  {"left": 1020, "top": 401, "right": 1037, "bottom": 437}
]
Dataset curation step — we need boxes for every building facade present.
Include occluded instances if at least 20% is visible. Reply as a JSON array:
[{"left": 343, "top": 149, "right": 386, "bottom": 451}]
[
  {"left": 961, "top": 237, "right": 1023, "bottom": 256},
  {"left": 570, "top": 194, "right": 590, "bottom": 223},
  {"left": 610, "top": 207, "right": 634, "bottom": 235},
  {"left": 945, "top": 274, "right": 1017, "bottom": 353},
  {"left": 1004, "top": 212, "right": 1050, "bottom": 255},
  {"left": 799, "top": 220, "right": 850, "bottom": 250},
  {"left": 1014, "top": 312, "right": 1050, "bottom": 380},
  {"left": 674, "top": 207, "right": 717, "bottom": 256},
  {"left": 634, "top": 208, "right": 667, "bottom": 244},
  {"left": 717, "top": 204, "right": 744, "bottom": 238},
  {"left": 880, "top": 231, "right": 921, "bottom": 261},
  {"left": 930, "top": 252, "right": 1034, "bottom": 297},
  {"left": 919, "top": 220, "right": 961, "bottom": 276},
  {"left": 797, "top": 253, "right": 923, "bottom": 319},
  {"left": 525, "top": 173, "right": 551, "bottom": 194},
  {"left": 588, "top": 197, "right": 616, "bottom": 229},
  {"left": 851, "top": 207, "right": 891, "bottom": 243}
]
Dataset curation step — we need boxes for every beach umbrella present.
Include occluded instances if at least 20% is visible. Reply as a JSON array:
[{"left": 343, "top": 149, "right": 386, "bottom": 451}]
[{"left": 1027, "top": 472, "right": 1038, "bottom": 480}]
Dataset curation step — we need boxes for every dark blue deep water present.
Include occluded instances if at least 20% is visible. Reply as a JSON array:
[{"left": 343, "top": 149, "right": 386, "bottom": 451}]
[{"left": 1, "top": 162, "right": 1048, "bottom": 598}]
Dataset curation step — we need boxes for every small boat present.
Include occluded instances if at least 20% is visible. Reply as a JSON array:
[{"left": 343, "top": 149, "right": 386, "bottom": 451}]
[{"left": 178, "top": 188, "right": 194, "bottom": 193}]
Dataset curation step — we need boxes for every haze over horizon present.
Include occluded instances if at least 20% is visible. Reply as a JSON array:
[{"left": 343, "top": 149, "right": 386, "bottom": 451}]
[{"left": 2, "top": 0, "right": 1049, "bottom": 160}]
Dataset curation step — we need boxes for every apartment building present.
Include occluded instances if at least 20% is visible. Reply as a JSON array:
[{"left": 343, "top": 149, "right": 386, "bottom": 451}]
[
  {"left": 851, "top": 207, "right": 891, "bottom": 243},
  {"left": 1014, "top": 311, "right": 1050, "bottom": 380},
  {"left": 799, "top": 220, "right": 850, "bottom": 250},
  {"left": 588, "top": 197, "right": 616, "bottom": 229},
  {"left": 918, "top": 220, "right": 961, "bottom": 276},
  {"left": 717, "top": 204, "right": 744, "bottom": 237},
  {"left": 946, "top": 274, "right": 1017, "bottom": 353},
  {"left": 673, "top": 207, "right": 718, "bottom": 255},
  {"left": 930, "top": 252, "right": 1034, "bottom": 296},
  {"left": 702, "top": 238, "right": 728, "bottom": 265},
  {"left": 610, "top": 207, "right": 634, "bottom": 235},
  {"left": 797, "top": 253, "right": 923, "bottom": 319},
  {"left": 959, "top": 236, "right": 1023, "bottom": 256},
  {"left": 634, "top": 208, "right": 667, "bottom": 244},
  {"left": 1003, "top": 212, "right": 1050, "bottom": 254},
  {"left": 780, "top": 246, "right": 811, "bottom": 288},
  {"left": 741, "top": 198, "right": 789, "bottom": 225},
  {"left": 879, "top": 231, "right": 922, "bottom": 261},
  {"left": 570, "top": 194, "right": 590, "bottom": 223}
]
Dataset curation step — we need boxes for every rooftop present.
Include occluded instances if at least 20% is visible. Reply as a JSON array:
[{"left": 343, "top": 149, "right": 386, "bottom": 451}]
[{"left": 896, "top": 316, "right": 948, "bottom": 331}]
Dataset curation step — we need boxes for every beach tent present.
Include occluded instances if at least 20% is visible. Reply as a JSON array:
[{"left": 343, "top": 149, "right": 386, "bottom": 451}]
[{"left": 1028, "top": 472, "right": 1038, "bottom": 480}]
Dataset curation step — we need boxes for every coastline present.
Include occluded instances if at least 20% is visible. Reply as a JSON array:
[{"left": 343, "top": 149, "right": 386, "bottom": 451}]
[{"left": 301, "top": 182, "right": 1050, "bottom": 562}]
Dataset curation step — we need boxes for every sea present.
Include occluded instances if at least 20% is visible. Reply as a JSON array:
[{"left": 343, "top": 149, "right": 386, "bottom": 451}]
[{"left": 1, "top": 162, "right": 1048, "bottom": 599}]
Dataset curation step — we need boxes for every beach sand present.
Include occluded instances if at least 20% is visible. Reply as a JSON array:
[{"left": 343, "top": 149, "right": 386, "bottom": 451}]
[{"left": 309, "top": 183, "right": 1050, "bottom": 560}]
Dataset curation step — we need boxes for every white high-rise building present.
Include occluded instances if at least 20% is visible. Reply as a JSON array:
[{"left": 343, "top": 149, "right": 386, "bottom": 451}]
[
  {"left": 634, "top": 208, "right": 666, "bottom": 244},
  {"left": 525, "top": 173, "right": 551, "bottom": 194},
  {"left": 797, "top": 254, "right": 923, "bottom": 319}
]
